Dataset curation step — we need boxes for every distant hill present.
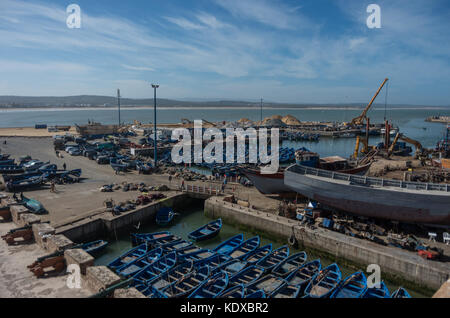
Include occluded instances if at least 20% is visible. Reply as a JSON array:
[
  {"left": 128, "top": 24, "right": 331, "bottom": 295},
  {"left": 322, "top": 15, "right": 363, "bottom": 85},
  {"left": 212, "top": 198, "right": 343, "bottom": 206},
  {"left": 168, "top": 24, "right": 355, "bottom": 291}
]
[{"left": 0, "top": 95, "right": 448, "bottom": 109}]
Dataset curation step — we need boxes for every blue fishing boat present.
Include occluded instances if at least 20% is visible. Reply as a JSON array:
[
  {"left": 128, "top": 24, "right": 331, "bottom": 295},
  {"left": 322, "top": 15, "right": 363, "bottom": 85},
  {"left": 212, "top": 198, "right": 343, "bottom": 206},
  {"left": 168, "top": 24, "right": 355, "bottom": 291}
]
[
  {"left": 130, "top": 231, "right": 173, "bottom": 246},
  {"left": 0, "top": 166, "right": 25, "bottom": 174},
  {"left": 175, "top": 245, "right": 204, "bottom": 258},
  {"left": 285, "top": 259, "right": 322, "bottom": 295},
  {"left": 229, "top": 236, "right": 260, "bottom": 259},
  {"left": 272, "top": 252, "right": 307, "bottom": 278},
  {"left": 255, "top": 245, "right": 289, "bottom": 271},
  {"left": 6, "top": 175, "right": 44, "bottom": 192},
  {"left": 162, "top": 266, "right": 211, "bottom": 298},
  {"left": 188, "top": 271, "right": 229, "bottom": 298},
  {"left": 362, "top": 281, "right": 391, "bottom": 298},
  {"left": 216, "top": 284, "right": 245, "bottom": 299},
  {"left": 188, "top": 219, "right": 222, "bottom": 242},
  {"left": 271, "top": 282, "right": 302, "bottom": 298},
  {"left": 133, "top": 251, "right": 177, "bottom": 283},
  {"left": 228, "top": 265, "right": 265, "bottom": 287},
  {"left": 107, "top": 243, "right": 148, "bottom": 271},
  {"left": 155, "top": 207, "right": 175, "bottom": 226},
  {"left": 117, "top": 247, "right": 163, "bottom": 278},
  {"left": 178, "top": 249, "right": 216, "bottom": 264},
  {"left": 245, "top": 290, "right": 266, "bottom": 298},
  {"left": 212, "top": 259, "right": 248, "bottom": 277},
  {"left": 213, "top": 234, "right": 244, "bottom": 255},
  {"left": 303, "top": 263, "right": 342, "bottom": 298},
  {"left": 160, "top": 240, "right": 193, "bottom": 253},
  {"left": 194, "top": 253, "right": 232, "bottom": 270},
  {"left": 20, "top": 196, "right": 46, "bottom": 214},
  {"left": 151, "top": 261, "right": 195, "bottom": 291},
  {"left": 245, "top": 274, "right": 286, "bottom": 297},
  {"left": 391, "top": 287, "right": 411, "bottom": 298},
  {"left": 80, "top": 240, "right": 108, "bottom": 255},
  {"left": 242, "top": 244, "right": 273, "bottom": 265},
  {"left": 330, "top": 271, "right": 367, "bottom": 298}
]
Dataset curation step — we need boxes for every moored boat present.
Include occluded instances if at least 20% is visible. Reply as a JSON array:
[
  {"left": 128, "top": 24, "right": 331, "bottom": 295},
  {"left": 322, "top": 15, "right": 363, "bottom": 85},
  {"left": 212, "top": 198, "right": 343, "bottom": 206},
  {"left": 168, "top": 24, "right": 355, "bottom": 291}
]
[
  {"left": 194, "top": 253, "right": 232, "bottom": 271},
  {"left": 188, "top": 271, "right": 229, "bottom": 298},
  {"left": 117, "top": 247, "right": 163, "bottom": 278},
  {"left": 178, "top": 249, "right": 216, "bottom": 264},
  {"left": 245, "top": 274, "right": 286, "bottom": 297},
  {"left": 132, "top": 251, "right": 177, "bottom": 283},
  {"left": 391, "top": 287, "right": 411, "bottom": 298},
  {"left": 228, "top": 265, "right": 265, "bottom": 288},
  {"left": 188, "top": 219, "right": 222, "bottom": 242},
  {"left": 80, "top": 240, "right": 108, "bottom": 255},
  {"left": 229, "top": 236, "right": 260, "bottom": 259},
  {"left": 303, "top": 263, "right": 342, "bottom": 298},
  {"left": 242, "top": 244, "right": 273, "bottom": 265},
  {"left": 162, "top": 266, "right": 210, "bottom": 298},
  {"left": 156, "top": 207, "right": 175, "bottom": 226},
  {"left": 330, "top": 271, "right": 367, "bottom": 298},
  {"left": 150, "top": 261, "right": 195, "bottom": 291},
  {"left": 212, "top": 258, "right": 248, "bottom": 278},
  {"left": 130, "top": 231, "right": 171, "bottom": 246},
  {"left": 213, "top": 234, "right": 244, "bottom": 255},
  {"left": 285, "top": 259, "right": 322, "bottom": 294},
  {"left": 107, "top": 243, "right": 148, "bottom": 271},
  {"left": 160, "top": 240, "right": 193, "bottom": 253},
  {"left": 255, "top": 245, "right": 289, "bottom": 271},
  {"left": 272, "top": 251, "right": 307, "bottom": 278},
  {"left": 362, "top": 281, "right": 391, "bottom": 298}
]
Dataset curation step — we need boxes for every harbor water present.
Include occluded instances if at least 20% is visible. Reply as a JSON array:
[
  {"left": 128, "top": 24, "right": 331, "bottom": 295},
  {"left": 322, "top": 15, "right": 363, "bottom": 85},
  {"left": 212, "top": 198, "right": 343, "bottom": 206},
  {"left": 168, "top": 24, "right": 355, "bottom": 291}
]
[
  {"left": 1, "top": 107, "right": 448, "bottom": 158},
  {"left": 94, "top": 205, "right": 429, "bottom": 298}
]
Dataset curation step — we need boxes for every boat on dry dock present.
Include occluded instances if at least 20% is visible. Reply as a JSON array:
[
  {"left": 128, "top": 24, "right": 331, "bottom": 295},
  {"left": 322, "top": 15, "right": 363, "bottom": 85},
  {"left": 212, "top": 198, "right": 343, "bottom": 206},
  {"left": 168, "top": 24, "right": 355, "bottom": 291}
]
[
  {"left": 284, "top": 164, "right": 450, "bottom": 225},
  {"left": 241, "top": 151, "right": 371, "bottom": 195}
]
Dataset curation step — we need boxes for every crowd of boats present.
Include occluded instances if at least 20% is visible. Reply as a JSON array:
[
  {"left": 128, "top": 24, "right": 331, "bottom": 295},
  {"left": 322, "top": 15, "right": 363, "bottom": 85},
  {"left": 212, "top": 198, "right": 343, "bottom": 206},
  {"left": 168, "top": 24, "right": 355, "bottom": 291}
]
[
  {"left": 0, "top": 153, "right": 81, "bottom": 192},
  {"left": 105, "top": 220, "right": 411, "bottom": 299}
]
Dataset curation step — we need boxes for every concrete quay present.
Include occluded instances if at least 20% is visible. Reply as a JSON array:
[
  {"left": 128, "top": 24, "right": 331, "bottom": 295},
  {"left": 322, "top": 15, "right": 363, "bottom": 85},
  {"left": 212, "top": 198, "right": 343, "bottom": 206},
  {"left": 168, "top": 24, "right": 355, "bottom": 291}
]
[{"left": 204, "top": 197, "right": 450, "bottom": 292}]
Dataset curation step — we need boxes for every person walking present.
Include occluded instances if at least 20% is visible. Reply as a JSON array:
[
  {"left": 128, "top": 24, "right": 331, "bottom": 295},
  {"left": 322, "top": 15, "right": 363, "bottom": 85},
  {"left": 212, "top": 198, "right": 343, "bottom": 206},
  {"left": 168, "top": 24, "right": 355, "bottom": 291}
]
[
  {"left": 50, "top": 180, "right": 56, "bottom": 193},
  {"left": 169, "top": 175, "right": 172, "bottom": 184},
  {"left": 181, "top": 179, "right": 185, "bottom": 191},
  {"left": 63, "top": 163, "right": 67, "bottom": 171}
]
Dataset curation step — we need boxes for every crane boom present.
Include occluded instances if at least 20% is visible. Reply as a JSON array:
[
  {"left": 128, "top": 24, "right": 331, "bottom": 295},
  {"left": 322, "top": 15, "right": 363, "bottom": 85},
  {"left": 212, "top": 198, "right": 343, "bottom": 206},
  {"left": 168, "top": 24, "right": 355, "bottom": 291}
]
[{"left": 351, "top": 78, "right": 389, "bottom": 126}]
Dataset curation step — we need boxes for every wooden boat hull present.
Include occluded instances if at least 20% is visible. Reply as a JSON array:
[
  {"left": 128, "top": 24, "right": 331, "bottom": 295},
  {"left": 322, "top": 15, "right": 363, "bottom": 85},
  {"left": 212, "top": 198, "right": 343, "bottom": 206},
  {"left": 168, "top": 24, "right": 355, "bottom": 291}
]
[
  {"left": 255, "top": 245, "right": 289, "bottom": 271},
  {"left": 228, "top": 265, "right": 265, "bottom": 287},
  {"left": 188, "top": 219, "right": 222, "bottom": 242},
  {"left": 216, "top": 284, "right": 245, "bottom": 299},
  {"left": 188, "top": 272, "right": 229, "bottom": 298},
  {"left": 285, "top": 164, "right": 450, "bottom": 225},
  {"left": 108, "top": 243, "right": 148, "bottom": 271},
  {"left": 303, "top": 263, "right": 342, "bottom": 298},
  {"left": 213, "top": 234, "right": 244, "bottom": 255},
  {"left": 229, "top": 236, "right": 260, "bottom": 259},
  {"left": 272, "top": 252, "right": 307, "bottom": 278}
]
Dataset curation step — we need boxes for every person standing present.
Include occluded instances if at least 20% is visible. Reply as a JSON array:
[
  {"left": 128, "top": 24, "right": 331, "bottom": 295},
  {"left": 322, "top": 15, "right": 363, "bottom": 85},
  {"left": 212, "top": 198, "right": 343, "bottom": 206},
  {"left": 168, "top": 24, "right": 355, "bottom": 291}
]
[{"left": 63, "top": 163, "right": 67, "bottom": 171}]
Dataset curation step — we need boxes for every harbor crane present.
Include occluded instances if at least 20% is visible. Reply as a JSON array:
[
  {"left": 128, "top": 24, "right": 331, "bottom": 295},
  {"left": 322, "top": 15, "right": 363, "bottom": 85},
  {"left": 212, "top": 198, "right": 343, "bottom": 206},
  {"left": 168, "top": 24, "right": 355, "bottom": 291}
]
[{"left": 350, "top": 78, "right": 389, "bottom": 127}]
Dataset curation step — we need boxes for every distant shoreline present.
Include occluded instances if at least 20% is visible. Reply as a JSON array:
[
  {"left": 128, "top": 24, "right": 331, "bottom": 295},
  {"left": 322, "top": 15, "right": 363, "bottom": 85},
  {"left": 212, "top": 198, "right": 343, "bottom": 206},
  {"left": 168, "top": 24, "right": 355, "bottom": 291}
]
[{"left": 1, "top": 106, "right": 449, "bottom": 112}]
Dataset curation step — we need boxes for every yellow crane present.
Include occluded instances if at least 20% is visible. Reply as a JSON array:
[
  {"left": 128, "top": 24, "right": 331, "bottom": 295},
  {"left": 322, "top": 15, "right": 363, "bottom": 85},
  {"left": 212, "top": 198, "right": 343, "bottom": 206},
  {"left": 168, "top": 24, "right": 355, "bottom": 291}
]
[{"left": 350, "top": 78, "right": 389, "bottom": 127}]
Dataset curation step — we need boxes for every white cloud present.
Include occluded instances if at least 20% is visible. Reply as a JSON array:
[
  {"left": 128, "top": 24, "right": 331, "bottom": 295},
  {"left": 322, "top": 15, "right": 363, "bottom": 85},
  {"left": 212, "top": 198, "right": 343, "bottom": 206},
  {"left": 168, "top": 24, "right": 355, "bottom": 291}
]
[
  {"left": 164, "top": 17, "right": 205, "bottom": 30},
  {"left": 122, "top": 65, "right": 155, "bottom": 72}
]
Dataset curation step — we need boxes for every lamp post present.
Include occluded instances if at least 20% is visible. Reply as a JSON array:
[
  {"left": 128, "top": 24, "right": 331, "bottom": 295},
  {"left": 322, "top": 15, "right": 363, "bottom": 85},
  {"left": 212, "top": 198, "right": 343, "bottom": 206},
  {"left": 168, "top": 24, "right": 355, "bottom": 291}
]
[
  {"left": 260, "top": 98, "right": 263, "bottom": 124},
  {"left": 151, "top": 84, "right": 159, "bottom": 166},
  {"left": 117, "top": 89, "right": 121, "bottom": 127}
]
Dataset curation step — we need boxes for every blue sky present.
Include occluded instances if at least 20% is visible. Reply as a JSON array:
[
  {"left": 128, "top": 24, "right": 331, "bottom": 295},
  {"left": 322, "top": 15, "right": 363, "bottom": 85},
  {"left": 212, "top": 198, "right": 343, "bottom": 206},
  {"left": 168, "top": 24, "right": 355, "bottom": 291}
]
[{"left": 0, "top": 0, "right": 449, "bottom": 105}]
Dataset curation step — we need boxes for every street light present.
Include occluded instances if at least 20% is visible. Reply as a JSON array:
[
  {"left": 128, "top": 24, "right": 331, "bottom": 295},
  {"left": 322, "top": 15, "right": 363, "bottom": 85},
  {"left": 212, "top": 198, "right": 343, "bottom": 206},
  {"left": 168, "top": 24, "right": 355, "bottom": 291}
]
[{"left": 151, "top": 84, "right": 159, "bottom": 166}]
